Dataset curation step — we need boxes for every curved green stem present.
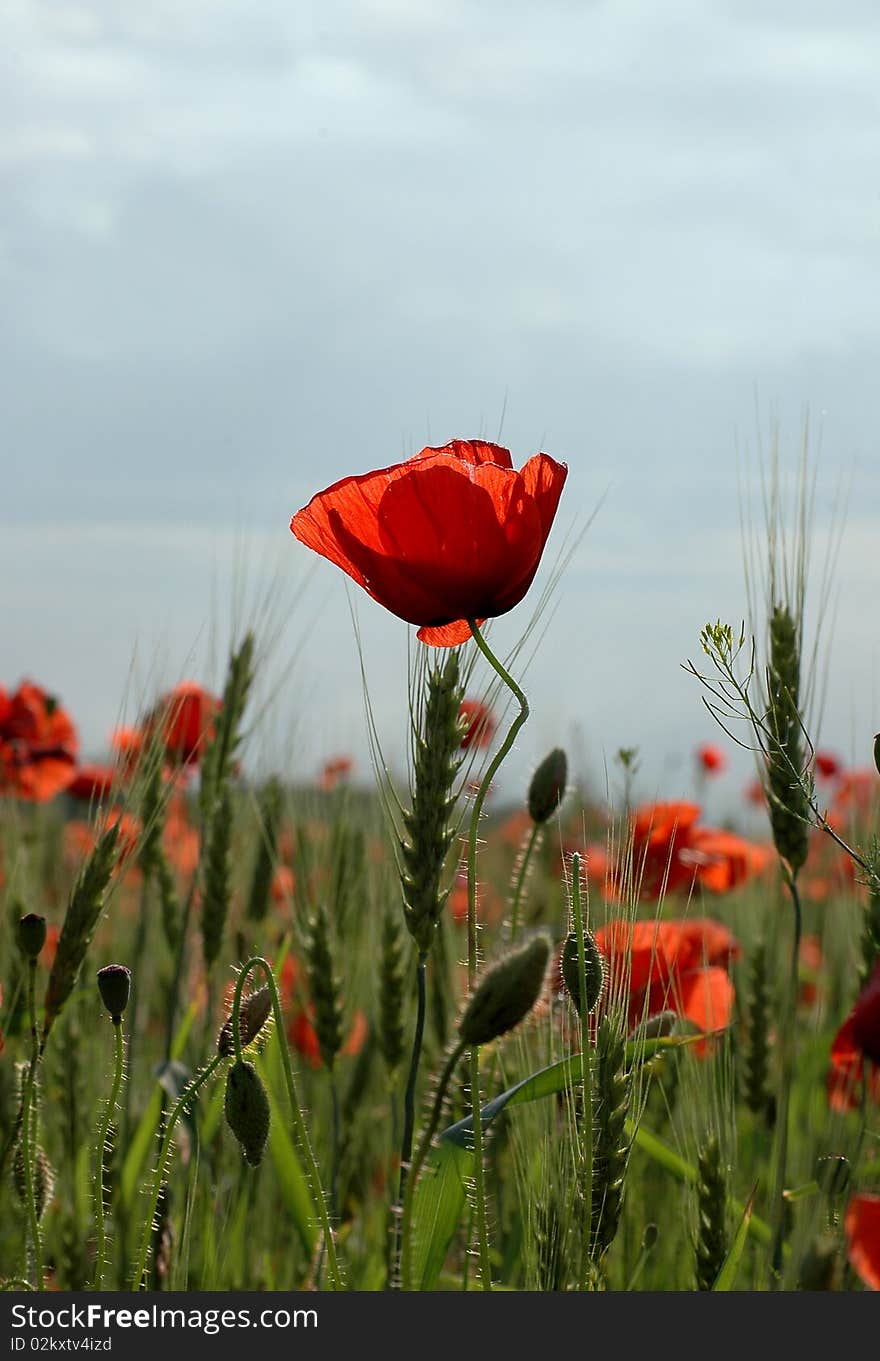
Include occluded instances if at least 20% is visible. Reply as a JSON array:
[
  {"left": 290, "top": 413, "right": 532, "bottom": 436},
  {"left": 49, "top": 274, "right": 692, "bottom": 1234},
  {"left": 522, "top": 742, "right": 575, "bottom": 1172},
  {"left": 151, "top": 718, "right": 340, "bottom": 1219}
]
[
  {"left": 509, "top": 823, "right": 541, "bottom": 944},
  {"left": 399, "top": 1039, "right": 466, "bottom": 1290},
  {"left": 131, "top": 1053, "right": 224, "bottom": 1289},
  {"left": 20, "top": 960, "right": 43, "bottom": 1290},
  {"left": 94, "top": 1018, "right": 125, "bottom": 1289},
  {"left": 466, "top": 621, "right": 530, "bottom": 987},
  {"left": 231, "top": 957, "right": 343, "bottom": 1290},
  {"left": 465, "top": 620, "right": 530, "bottom": 1291}
]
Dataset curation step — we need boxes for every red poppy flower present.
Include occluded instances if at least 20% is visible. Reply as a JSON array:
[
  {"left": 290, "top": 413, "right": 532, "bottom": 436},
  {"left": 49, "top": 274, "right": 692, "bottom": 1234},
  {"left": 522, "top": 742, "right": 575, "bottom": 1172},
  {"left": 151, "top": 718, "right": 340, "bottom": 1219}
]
[
  {"left": 0, "top": 681, "right": 78, "bottom": 802},
  {"left": 67, "top": 764, "right": 116, "bottom": 802},
  {"left": 592, "top": 917, "right": 739, "bottom": 1049},
  {"left": 458, "top": 698, "right": 497, "bottom": 750},
  {"left": 290, "top": 439, "right": 567, "bottom": 646},
  {"left": 110, "top": 725, "right": 145, "bottom": 773},
  {"left": 846, "top": 1194, "right": 880, "bottom": 1290},
  {"left": 147, "top": 682, "right": 221, "bottom": 767},
  {"left": 696, "top": 743, "right": 726, "bottom": 775}
]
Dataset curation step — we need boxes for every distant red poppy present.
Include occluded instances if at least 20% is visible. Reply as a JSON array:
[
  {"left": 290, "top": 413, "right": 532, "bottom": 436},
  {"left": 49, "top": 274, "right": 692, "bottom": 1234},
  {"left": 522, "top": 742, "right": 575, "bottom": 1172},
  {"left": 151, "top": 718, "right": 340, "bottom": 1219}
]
[
  {"left": 798, "top": 934, "right": 824, "bottom": 1007},
  {"left": 0, "top": 681, "right": 78, "bottom": 802},
  {"left": 458, "top": 699, "right": 497, "bottom": 750},
  {"left": 814, "top": 751, "right": 841, "bottom": 780},
  {"left": 319, "top": 756, "right": 353, "bottom": 792},
  {"left": 744, "top": 779, "right": 765, "bottom": 807},
  {"left": 147, "top": 682, "right": 220, "bottom": 767},
  {"left": 271, "top": 864, "right": 296, "bottom": 904},
  {"left": 845, "top": 1194, "right": 880, "bottom": 1290},
  {"left": 696, "top": 743, "right": 726, "bottom": 775},
  {"left": 67, "top": 764, "right": 116, "bottom": 803},
  {"left": 290, "top": 440, "right": 567, "bottom": 646}
]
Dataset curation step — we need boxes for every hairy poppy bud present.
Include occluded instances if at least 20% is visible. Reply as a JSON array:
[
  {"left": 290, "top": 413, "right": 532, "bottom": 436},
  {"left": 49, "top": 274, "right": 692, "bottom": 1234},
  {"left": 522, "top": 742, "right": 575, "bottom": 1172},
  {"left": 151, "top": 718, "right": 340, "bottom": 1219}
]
[
  {"left": 528, "top": 748, "right": 567, "bottom": 825},
  {"left": 816, "top": 1153, "right": 850, "bottom": 1198},
  {"left": 874, "top": 733, "right": 880, "bottom": 779},
  {"left": 96, "top": 964, "right": 131, "bottom": 1022},
  {"left": 217, "top": 987, "right": 273, "bottom": 1057},
  {"left": 17, "top": 913, "right": 47, "bottom": 960},
  {"left": 224, "top": 1059, "right": 270, "bottom": 1166},
  {"left": 560, "top": 929, "right": 604, "bottom": 1017},
  {"left": 459, "top": 935, "right": 550, "bottom": 1047}
]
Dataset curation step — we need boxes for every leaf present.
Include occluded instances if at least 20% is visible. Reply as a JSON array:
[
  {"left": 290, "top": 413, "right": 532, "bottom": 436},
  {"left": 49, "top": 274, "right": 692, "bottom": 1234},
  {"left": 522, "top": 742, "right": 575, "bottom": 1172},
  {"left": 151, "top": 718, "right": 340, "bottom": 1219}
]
[
  {"left": 713, "top": 1186, "right": 756, "bottom": 1290},
  {"left": 255, "top": 1051, "right": 317, "bottom": 1256}
]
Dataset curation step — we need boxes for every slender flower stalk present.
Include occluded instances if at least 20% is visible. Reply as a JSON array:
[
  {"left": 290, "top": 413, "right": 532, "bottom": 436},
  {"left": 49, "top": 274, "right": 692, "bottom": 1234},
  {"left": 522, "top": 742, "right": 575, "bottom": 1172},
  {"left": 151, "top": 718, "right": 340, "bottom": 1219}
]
[
  {"left": 399, "top": 1039, "right": 467, "bottom": 1290},
  {"left": 465, "top": 619, "right": 530, "bottom": 1290},
  {"left": 20, "top": 957, "right": 44, "bottom": 1290},
  {"left": 94, "top": 1018, "right": 125, "bottom": 1289},
  {"left": 229, "top": 957, "right": 342, "bottom": 1290},
  {"left": 568, "top": 854, "right": 595, "bottom": 1288}
]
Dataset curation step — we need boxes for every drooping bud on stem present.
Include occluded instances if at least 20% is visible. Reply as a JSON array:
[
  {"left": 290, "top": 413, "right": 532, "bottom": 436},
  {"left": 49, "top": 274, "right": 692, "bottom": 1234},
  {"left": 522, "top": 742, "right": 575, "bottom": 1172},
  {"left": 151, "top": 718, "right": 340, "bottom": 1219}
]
[
  {"left": 224, "top": 1059, "right": 270, "bottom": 1166},
  {"left": 459, "top": 934, "right": 550, "bottom": 1047},
  {"left": 217, "top": 986, "right": 272, "bottom": 1057},
  {"left": 96, "top": 964, "right": 132, "bottom": 1023},
  {"left": 17, "top": 913, "right": 47, "bottom": 961},
  {"left": 528, "top": 748, "right": 567, "bottom": 825}
]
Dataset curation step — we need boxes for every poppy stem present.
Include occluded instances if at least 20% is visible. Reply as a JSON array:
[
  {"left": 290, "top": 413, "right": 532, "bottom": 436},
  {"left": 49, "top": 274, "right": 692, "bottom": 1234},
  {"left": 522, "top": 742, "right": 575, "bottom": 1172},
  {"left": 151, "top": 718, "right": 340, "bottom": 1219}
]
[
  {"left": 569, "top": 853, "right": 595, "bottom": 1288},
  {"left": 466, "top": 619, "right": 530, "bottom": 1291},
  {"left": 230, "top": 957, "right": 343, "bottom": 1290},
  {"left": 509, "top": 822, "right": 541, "bottom": 944},
  {"left": 94, "top": 1016, "right": 125, "bottom": 1290},
  {"left": 20, "top": 959, "right": 44, "bottom": 1290}
]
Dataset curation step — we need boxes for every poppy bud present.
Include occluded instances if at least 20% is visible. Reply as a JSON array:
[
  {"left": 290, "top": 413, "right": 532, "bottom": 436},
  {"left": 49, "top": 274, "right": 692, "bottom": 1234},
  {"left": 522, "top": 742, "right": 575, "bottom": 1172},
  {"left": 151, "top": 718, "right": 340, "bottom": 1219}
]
[
  {"left": 17, "top": 913, "right": 47, "bottom": 960},
  {"left": 217, "top": 987, "right": 273, "bottom": 1057},
  {"left": 628, "top": 1010, "right": 678, "bottom": 1042},
  {"left": 459, "top": 935, "right": 550, "bottom": 1047},
  {"left": 224, "top": 1059, "right": 270, "bottom": 1166},
  {"left": 96, "top": 964, "right": 131, "bottom": 1022},
  {"left": 560, "top": 929, "right": 604, "bottom": 1018},
  {"left": 528, "top": 748, "right": 567, "bottom": 825},
  {"left": 874, "top": 733, "right": 880, "bottom": 779}
]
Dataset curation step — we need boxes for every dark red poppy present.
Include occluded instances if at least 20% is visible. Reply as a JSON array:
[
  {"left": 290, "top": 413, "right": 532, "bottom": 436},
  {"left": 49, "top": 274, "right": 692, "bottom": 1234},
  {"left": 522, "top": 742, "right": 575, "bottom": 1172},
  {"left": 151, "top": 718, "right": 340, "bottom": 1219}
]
[
  {"left": 458, "top": 698, "right": 497, "bottom": 750},
  {"left": 0, "top": 681, "right": 78, "bottom": 802},
  {"left": 290, "top": 440, "right": 567, "bottom": 646},
  {"left": 67, "top": 764, "right": 116, "bottom": 802},
  {"left": 696, "top": 743, "right": 726, "bottom": 775},
  {"left": 147, "top": 682, "right": 220, "bottom": 767},
  {"left": 846, "top": 1194, "right": 880, "bottom": 1290}
]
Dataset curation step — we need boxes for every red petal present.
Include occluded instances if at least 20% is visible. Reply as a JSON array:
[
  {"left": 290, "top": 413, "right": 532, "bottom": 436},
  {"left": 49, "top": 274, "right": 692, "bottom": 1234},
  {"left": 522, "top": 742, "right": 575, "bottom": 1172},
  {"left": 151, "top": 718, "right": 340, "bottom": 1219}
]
[{"left": 846, "top": 1194, "right": 880, "bottom": 1290}]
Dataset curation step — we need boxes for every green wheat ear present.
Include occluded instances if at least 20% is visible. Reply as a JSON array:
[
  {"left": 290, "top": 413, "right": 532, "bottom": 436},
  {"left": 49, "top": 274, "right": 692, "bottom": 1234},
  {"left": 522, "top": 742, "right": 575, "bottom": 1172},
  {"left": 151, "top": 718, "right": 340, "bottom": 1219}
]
[
  {"left": 379, "top": 906, "right": 406, "bottom": 1076},
  {"left": 590, "top": 1016, "right": 631, "bottom": 1266},
  {"left": 305, "top": 901, "right": 344, "bottom": 1070},
  {"left": 694, "top": 1135, "right": 728, "bottom": 1290},
  {"left": 400, "top": 650, "right": 464, "bottom": 955},
  {"left": 765, "top": 603, "right": 809, "bottom": 877}
]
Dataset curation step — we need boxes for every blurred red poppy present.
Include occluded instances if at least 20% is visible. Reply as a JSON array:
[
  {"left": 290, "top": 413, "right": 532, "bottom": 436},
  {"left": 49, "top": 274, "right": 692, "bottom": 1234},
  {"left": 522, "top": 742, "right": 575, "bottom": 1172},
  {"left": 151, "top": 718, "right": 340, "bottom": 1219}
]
[
  {"left": 110, "top": 725, "right": 145, "bottom": 774},
  {"left": 0, "top": 681, "right": 78, "bottom": 801},
  {"left": 290, "top": 439, "right": 567, "bottom": 646},
  {"left": 845, "top": 1194, "right": 880, "bottom": 1290},
  {"left": 147, "top": 682, "right": 220, "bottom": 767},
  {"left": 814, "top": 751, "right": 841, "bottom": 780},
  {"left": 828, "top": 963, "right": 880, "bottom": 1110},
  {"left": 67, "top": 764, "right": 116, "bottom": 802},
  {"left": 320, "top": 756, "right": 353, "bottom": 791},
  {"left": 592, "top": 917, "right": 739, "bottom": 1048},
  {"left": 458, "top": 698, "right": 497, "bottom": 750},
  {"left": 696, "top": 743, "right": 726, "bottom": 774},
  {"left": 287, "top": 1007, "right": 368, "bottom": 1069}
]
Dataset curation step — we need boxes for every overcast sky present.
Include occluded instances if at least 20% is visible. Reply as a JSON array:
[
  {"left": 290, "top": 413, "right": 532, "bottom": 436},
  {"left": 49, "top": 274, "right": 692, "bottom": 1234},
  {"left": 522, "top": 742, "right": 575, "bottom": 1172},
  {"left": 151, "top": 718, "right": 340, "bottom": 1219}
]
[{"left": 3, "top": 0, "right": 879, "bottom": 814}]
